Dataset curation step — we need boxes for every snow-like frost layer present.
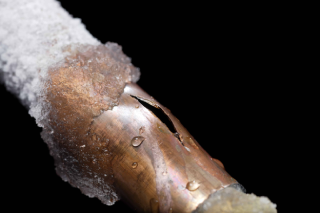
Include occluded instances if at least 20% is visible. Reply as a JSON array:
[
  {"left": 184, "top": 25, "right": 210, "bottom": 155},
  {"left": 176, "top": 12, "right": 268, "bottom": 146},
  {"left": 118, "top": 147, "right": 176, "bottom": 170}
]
[
  {"left": 0, "top": 0, "right": 140, "bottom": 206},
  {"left": 193, "top": 187, "right": 277, "bottom": 213},
  {"left": 0, "top": 0, "right": 99, "bottom": 111}
]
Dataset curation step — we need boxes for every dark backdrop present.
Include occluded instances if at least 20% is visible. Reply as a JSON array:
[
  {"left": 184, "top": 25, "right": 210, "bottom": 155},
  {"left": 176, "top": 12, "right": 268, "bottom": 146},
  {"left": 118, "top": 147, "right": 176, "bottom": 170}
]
[{"left": 1, "top": 1, "right": 286, "bottom": 212}]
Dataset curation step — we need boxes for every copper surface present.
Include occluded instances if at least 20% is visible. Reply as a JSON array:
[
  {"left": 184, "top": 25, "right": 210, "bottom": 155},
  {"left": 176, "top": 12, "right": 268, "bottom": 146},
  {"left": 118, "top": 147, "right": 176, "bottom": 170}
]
[
  {"left": 46, "top": 79, "right": 238, "bottom": 212},
  {"left": 91, "top": 83, "right": 237, "bottom": 212}
]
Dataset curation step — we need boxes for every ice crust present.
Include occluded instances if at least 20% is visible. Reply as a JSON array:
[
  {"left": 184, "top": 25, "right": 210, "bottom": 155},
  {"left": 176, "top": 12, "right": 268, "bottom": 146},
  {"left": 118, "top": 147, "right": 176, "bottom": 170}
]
[
  {"left": 0, "top": 0, "right": 140, "bottom": 206},
  {"left": 0, "top": 0, "right": 99, "bottom": 109},
  {"left": 193, "top": 187, "right": 277, "bottom": 213}
]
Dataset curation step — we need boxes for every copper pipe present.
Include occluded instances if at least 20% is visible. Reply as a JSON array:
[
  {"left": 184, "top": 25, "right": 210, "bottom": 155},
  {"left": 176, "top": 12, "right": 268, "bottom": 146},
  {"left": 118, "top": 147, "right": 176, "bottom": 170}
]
[
  {"left": 45, "top": 71, "right": 239, "bottom": 212},
  {"left": 0, "top": 1, "right": 277, "bottom": 212},
  {"left": 98, "top": 83, "right": 239, "bottom": 212}
]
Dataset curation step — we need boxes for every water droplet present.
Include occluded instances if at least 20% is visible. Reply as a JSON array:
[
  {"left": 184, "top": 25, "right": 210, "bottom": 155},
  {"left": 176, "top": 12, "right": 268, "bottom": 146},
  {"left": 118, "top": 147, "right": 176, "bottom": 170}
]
[
  {"left": 169, "top": 207, "right": 173, "bottom": 213},
  {"left": 139, "top": 126, "right": 145, "bottom": 134},
  {"left": 186, "top": 180, "right": 200, "bottom": 191},
  {"left": 150, "top": 198, "right": 159, "bottom": 213},
  {"left": 135, "top": 104, "right": 139, "bottom": 108},
  {"left": 211, "top": 158, "right": 224, "bottom": 169},
  {"left": 132, "top": 162, "right": 138, "bottom": 169},
  {"left": 131, "top": 136, "right": 145, "bottom": 147},
  {"left": 162, "top": 171, "right": 167, "bottom": 175}
]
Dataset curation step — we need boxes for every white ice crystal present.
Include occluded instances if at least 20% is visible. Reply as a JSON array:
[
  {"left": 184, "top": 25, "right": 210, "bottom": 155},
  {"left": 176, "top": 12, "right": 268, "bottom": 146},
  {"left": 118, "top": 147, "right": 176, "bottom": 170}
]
[{"left": 193, "top": 187, "right": 277, "bottom": 213}]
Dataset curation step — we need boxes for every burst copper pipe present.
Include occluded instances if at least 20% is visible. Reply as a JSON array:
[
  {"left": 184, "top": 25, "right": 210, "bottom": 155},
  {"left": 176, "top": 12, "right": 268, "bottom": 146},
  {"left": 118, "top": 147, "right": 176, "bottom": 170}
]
[
  {"left": 45, "top": 67, "right": 239, "bottom": 212},
  {"left": 65, "top": 83, "right": 238, "bottom": 213},
  {"left": 0, "top": 1, "right": 276, "bottom": 213}
]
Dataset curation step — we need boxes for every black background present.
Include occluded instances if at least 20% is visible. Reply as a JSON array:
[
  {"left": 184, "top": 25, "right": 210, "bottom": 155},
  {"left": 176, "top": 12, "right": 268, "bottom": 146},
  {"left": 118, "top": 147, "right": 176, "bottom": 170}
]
[{"left": 0, "top": 1, "right": 288, "bottom": 212}]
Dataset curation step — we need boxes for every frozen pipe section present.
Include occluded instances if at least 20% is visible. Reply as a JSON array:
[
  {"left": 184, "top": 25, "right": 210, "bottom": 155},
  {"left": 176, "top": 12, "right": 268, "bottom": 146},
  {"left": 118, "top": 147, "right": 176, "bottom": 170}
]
[{"left": 0, "top": 0, "right": 277, "bottom": 212}]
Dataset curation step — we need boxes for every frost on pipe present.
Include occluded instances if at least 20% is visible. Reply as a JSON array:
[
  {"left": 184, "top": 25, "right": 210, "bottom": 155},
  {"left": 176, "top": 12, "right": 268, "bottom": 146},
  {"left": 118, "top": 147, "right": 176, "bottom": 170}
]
[
  {"left": 193, "top": 187, "right": 277, "bottom": 213},
  {"left": 0, "top": 0, "right": 139, "bottom": 205},
  {"left": 41, "top": 43, "right": 139, "bottom": 205}
]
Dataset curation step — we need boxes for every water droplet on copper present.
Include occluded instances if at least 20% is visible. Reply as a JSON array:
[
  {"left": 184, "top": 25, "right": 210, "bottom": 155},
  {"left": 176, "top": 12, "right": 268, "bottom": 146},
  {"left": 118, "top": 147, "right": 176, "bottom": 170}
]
[
  {"left": 186, "top": 180, "right": 200, "bottom": 191},
  {"left": 132, "top": 162, "right": 138, "bottom": 169},
  {"left": 135, "top": 104, "right": 139, "bottom": 108},
  {"left": 131, "top": 136, "right": 145, "bottom": 147},
  {"left": 212, "top": 158, "right": 225, "bottom": 169},
  {"left": 162, "top": 171, "right": 167, "bottom": 175},
  {"left": 139, "top": 126, "right": 145, "bottom": 134},
  {"left": 150, "top": 198, "right": 159, "bottom": 213}
]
